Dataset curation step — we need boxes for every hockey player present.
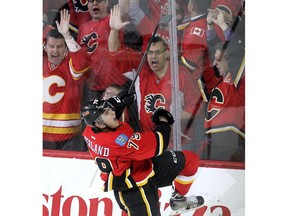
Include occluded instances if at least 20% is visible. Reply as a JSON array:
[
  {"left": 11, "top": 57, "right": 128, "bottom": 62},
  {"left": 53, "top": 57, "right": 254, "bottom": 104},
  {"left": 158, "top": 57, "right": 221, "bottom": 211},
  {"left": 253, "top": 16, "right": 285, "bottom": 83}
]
[{"left": 81, "top": 94, "right": 205, "bottom": 215}]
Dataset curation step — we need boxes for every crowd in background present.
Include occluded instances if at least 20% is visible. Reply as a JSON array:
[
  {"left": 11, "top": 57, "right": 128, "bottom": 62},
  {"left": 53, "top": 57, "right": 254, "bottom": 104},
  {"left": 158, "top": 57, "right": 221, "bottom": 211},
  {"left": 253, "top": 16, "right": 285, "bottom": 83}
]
[{"left": 43, "top": 0, "right": 245, "bottom": 162}]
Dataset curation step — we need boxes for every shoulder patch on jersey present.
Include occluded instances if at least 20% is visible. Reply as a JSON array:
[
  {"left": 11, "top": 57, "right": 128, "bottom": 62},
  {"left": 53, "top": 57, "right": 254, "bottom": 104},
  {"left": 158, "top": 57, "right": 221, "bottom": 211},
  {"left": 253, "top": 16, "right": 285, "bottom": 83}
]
[
  {"left": 115, "top": 134, "right": 128, "bottom": 146},
  {"left": 190, "top": 27, "right": 205, "bottom": 37}
]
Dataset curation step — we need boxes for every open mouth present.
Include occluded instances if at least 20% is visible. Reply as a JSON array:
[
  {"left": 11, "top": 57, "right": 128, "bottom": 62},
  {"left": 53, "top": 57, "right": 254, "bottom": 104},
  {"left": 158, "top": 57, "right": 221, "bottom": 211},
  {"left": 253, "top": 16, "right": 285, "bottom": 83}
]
[
  {"left": 51, "top": 54, "right": 59, "bottom": 58},
  {"left": 151, "top": 60, "right": 158, "bottom": 67},
  {"left": 92, "top": 7, "right": 100, "bottom": 13},
  {"left": 50, "top": 54, "right": 61, "bottom": 63}
]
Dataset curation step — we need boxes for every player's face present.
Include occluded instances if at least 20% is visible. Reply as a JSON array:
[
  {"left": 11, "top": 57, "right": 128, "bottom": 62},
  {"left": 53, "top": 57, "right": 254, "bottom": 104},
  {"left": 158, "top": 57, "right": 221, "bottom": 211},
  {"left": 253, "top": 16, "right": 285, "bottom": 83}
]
[
  {"left": 88, "top": 0, "right": 109, "bottom": 20},
  {"left": 100, "top": 107, "right": 120, "bottom": 128},
  {"left": 213, "top": 49, "right": 229, "bottom": 77},
  {"left": 147, "top": 42, "right": 168, "bottom": 73},
  {"left": 45, "top": 37, "right": 67, "bottom": 65}
]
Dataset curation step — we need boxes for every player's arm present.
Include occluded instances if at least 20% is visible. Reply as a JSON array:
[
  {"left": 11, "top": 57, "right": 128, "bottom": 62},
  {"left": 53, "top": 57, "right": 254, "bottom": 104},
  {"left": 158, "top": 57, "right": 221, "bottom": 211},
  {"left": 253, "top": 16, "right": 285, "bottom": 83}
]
[
  {"left": 152, "top": 109, "right": 174, "bottom": 153},
  {"left": 106, "top": 92, "right": 136, "bottom": 119},
  {"left": 123, "top": 109, "right": 174, "bottom": 160}
]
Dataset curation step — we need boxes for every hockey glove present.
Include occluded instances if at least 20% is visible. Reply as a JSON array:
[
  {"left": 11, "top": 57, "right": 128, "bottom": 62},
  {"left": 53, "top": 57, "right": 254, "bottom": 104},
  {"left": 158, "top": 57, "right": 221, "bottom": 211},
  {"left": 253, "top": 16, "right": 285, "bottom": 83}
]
[
  {"left": 151, "top": 108, "right": 174, "bottom": 125},
  {"left": 120, "top": 93, "right": 136, "bottom": 107},
  {"left": 106, "top": 93, "right": 136, "bottom": 119}
]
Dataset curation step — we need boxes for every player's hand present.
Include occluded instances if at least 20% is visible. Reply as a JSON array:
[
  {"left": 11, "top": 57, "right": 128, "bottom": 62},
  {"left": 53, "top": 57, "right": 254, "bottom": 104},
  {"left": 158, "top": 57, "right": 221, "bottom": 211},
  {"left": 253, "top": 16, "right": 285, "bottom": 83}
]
[
  {"left": 106, "top": 93, "right": 136, "bottom": 119},
  {"left": 107, "top": 93, "right": 136, "bottom": 109},
  {"left": 119, "top": 92, "right": 136, "bottom": 107},
  {"left": 151, "top": 108, "right": 174, "bottom": 125}
]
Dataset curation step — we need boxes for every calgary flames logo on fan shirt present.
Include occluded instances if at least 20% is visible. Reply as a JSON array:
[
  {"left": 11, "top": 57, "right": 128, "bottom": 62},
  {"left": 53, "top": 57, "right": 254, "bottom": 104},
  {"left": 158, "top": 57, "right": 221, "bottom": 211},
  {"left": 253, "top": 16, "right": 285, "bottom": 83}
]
[
  {"left": 144, "top": 94, "right": 166, "bottom": 113},
  {"left": 80, "top": 32, "right": 99, "bottom": 54},
  {"left": 73, "top": 0, "right": 89, "bottom": 13}
]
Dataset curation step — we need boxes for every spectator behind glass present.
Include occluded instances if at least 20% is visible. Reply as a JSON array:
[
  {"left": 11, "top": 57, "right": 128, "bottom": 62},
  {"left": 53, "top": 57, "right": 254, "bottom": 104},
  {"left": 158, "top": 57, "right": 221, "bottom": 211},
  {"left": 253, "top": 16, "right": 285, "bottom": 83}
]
[
  {"left": 180, "top": 0, "right": 219, "bottom": 97},
  {"left": 179, "top": 0, "right": 220, "bottom": 155},
  {"left": 207, "top": 0, "right": 244, "bottom": 42},
  {"left": 203, "top": 42, "right": 245, "bottom": 162},
  {"left": 121, "top": 36, "right": 200, "bottom": 149},
  {"left": 206, "top": 0, "right": 245, "bottom": 62},
  {"left": 108, "top": 1, "right": 186, "bottom": 82},
  {"left": 43, "top": 9, "right": 91, "bottom": 151},
  {"left": 77, "top": 0, "right": 130, "bottom": 107}
]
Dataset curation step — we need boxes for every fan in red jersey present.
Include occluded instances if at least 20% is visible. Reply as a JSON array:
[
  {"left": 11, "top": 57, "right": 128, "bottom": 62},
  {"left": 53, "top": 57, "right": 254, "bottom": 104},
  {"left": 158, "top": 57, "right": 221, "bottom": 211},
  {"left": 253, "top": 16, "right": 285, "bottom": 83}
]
[
  {"left": 77, "top": 1, "right": 131, "bottom": 106},
  {"left": 122, "top": 36, "right": 200, "bottom": 152},
  {"left": 179, "top": 0, "right": 222, "bottom": 153},
  {"left": 203, "top": 42, "right": 245, "bottom": 162},
  {"left": 81, "top": 95, "right": 205, "bottom": 216},
  {"left": 180, "top": 0, "right": 220, "bottom": 102},
  {"left": 43, "top": 9, "right": 91, "bottom": 151}
]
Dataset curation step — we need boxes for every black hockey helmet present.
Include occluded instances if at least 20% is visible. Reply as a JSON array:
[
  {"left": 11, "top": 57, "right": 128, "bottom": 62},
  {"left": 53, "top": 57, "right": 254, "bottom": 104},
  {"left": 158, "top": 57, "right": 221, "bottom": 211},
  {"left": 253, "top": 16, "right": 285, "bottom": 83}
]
[{"left": 81, "top": 99, "right": 111, "bottom": 127}]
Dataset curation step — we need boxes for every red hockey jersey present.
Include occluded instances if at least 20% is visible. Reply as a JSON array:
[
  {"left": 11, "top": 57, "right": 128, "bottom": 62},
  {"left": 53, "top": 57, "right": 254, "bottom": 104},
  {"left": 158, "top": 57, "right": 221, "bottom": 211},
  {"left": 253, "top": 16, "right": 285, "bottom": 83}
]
[
  {"left": 204, "top": 72, "right": 245, "bottom": 138},
  {"left": 43, "top": 48, "right": 91, "bottom": 142},
  {"left": 180, "top": 16, "right": 220, "bottom": 118},
  {"left": 82, "top": 122, "right": 165, "bottom": 191}
]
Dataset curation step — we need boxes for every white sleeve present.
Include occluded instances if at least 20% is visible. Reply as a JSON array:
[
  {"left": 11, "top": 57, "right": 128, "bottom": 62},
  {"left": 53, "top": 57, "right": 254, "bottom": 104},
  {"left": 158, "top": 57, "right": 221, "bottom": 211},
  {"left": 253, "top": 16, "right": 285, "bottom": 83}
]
[{"left": 65, "top": 36, "right": 81, "bottom": 52}]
